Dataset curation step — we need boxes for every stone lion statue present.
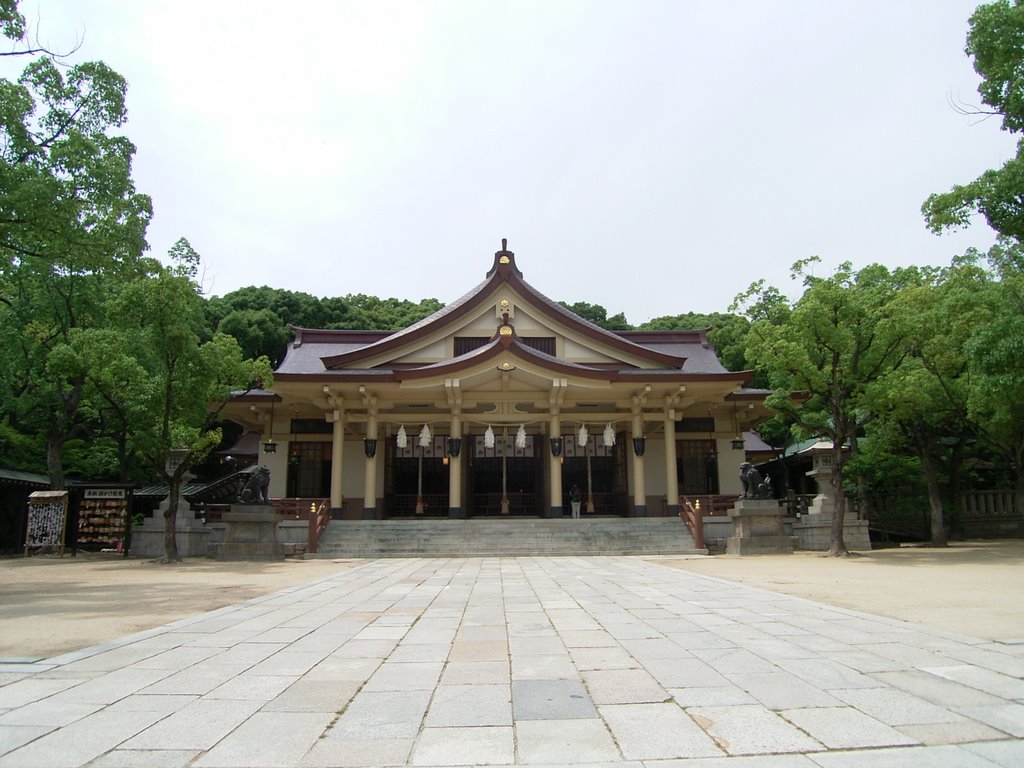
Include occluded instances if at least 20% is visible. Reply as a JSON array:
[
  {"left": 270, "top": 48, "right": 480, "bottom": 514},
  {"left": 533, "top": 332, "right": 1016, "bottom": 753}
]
[
  {"left": 238, "top": 466, "right": 271, "bottom": 504},
  {"left": 739, "top": 462, "right": 772, "bottom": 499}
]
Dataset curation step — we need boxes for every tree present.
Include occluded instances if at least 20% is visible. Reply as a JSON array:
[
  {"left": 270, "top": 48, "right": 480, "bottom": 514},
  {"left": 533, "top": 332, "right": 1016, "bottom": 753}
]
[
  {"left": 923, "top": 0, "right": 1024, "bottom": 241},
  {"left": 216, "top": 308, "right": 291, "bottom": 365},
  {"left": 0, "top": 1, "right": 152, "bottom": 486},
  {"left": 557, "top": 301, "right": 632, "bottom": 331},
  {"left": 735, "top": 259, "right": 916, "bottom": 556},
  {"left": 205, "top": 287, "right": 445, "bottom": 363},
  {"left": 862, "top": 260, "right": 994, "bottom": 546},
  {"left": 109, "top": 241, "right": 272, "bottom": 562},
  {"left": 959, "top": 240, "right": 1024, "bottom": 517},
  {"left": 640, "top": 312, "right": 754, "bottom": 379}
]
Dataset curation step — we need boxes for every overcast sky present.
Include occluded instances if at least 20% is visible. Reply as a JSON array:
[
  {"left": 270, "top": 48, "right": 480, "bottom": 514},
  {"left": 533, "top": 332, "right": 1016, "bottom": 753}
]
[{"left": 6, "top": 1, "right": 1016, "bottom": 324}]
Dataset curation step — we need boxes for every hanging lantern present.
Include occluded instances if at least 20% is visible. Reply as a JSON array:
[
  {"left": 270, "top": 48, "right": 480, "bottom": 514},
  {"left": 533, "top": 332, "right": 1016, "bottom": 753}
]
[
  {"left": 603, "top": 423, "right": 615, "bottom": 447},
  {"left": 484, "top": 425, "right": 495, "bottom": 448},
  {"left": 578, "top": 424, "right": 588, "bottom": 447},
  {"left": 396, "top": 425, "right": 408, "bottom": 449},
  {"left": 515, "top": 424, "right": 527, "bottom": 449},
  {"left": 419, "top": 424, "right": 432, "bottom": 447}
]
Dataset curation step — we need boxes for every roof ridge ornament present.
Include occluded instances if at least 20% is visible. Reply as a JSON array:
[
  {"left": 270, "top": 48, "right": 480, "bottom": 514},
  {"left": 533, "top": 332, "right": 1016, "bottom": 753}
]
[
  {"left": 497, "top": 311, "right": 514, "bottom": 347},
  {"left": 487, "top": 237, "right": 523, "bottom": 279}
]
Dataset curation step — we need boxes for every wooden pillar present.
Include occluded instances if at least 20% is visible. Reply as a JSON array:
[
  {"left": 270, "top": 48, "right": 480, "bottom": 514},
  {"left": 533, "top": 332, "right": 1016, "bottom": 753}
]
[
  {"left": 363, "top": 401, "right": 378, "bottom": 519},
  {"left": 448, "top": 412, "right": 462, "bottom": 518},
  {"left": 632, "top": 408, "right": 647, "bottom": 517},
  {"left": 664, "top": 401, "right": 679, "bottom": 515},
  {"left": 549, "top": 411, "right": 563, "bottom": 517},
  {"left": 329, "top": 404, "right": 345, "bottom": 515}
]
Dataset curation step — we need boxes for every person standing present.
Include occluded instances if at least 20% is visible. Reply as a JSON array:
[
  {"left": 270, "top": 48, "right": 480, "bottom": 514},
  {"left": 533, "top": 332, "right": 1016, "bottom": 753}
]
[{"left": 570, "top": 484, "right": 582, "bottom": 519}]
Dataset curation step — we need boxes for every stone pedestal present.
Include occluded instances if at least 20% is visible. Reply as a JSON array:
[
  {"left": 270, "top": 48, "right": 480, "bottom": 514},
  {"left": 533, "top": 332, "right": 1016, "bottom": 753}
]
[
  {"left": 794, "top": 446, "right": 871, "bottom": 551},
  {"left": 130, "top": 496, "right": 209, "bottom": 558},
  {"left": 793, "top": 509, "right": 871, "bottom": 551},
  {"left": 727, "top": 499, "right": 793, "bottom": 555},
  {"left": 213, "top": 504, "right": 285, "bottom": 560}
]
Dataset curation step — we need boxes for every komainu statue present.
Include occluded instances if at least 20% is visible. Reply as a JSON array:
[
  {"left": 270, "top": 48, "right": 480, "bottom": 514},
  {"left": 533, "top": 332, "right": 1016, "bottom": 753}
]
[
  {"left": 739, "top": 462, "right": 772, "bottom": 499},
  {"left": 238, "top": 466, "right": 271, "bottom": 504}
]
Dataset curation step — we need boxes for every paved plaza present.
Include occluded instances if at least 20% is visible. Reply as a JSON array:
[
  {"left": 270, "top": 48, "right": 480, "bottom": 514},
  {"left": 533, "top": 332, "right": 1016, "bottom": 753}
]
[{"left": 0, "top": 556, "right": 1022, "bottom": 767}]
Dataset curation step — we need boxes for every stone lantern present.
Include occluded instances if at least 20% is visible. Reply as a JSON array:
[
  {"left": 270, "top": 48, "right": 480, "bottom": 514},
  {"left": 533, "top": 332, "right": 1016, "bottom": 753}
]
[{"left": 793, "top": 442, "right": 870, "bottom": 551}]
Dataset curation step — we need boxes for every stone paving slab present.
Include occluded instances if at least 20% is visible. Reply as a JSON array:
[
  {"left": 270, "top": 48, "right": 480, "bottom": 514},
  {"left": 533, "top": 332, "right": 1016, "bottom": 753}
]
[{"left": 0, "top": 556, "right": 1022, "bottom": 766}]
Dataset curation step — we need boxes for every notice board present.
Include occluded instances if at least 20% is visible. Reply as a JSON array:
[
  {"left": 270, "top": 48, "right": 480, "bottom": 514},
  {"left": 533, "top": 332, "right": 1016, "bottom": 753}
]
[
  {"left": 75, "top": 486, "right": 133, "bottom": 553},
  {"left": 25, "top": 490, "right": 69, "bottom": 554}
]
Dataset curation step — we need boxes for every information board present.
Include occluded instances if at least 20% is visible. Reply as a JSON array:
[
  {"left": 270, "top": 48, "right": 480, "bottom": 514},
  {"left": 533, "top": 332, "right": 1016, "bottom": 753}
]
[{"left": 25, "top": 491, "right": 69, "bottom": 554}]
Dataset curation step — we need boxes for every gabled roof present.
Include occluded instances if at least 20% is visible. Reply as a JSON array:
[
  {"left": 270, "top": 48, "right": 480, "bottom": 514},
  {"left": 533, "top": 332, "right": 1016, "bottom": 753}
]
[
  {"left": 274, "top": 242, "right": 755, "bottom": 383},
  {"left": 316, "top": 242, "right": 686, "bottom": 372}
]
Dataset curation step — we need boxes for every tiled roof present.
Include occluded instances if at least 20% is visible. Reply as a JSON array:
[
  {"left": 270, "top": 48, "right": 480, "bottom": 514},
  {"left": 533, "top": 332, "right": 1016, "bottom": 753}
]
[{"left": 0, "top": 467, "right": 49, "bottom": 487}]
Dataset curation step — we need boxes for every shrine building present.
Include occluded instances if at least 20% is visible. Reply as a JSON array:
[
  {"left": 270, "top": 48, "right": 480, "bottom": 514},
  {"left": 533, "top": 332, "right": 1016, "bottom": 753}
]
[{"left": 223, "top": 241, "right": 770, "bottom": 520}]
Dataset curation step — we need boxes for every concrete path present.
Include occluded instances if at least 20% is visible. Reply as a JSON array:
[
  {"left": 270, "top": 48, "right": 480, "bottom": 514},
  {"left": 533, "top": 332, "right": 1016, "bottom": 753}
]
[{"left": 0, "top": 556, "right": 1022, "bottom": 767}]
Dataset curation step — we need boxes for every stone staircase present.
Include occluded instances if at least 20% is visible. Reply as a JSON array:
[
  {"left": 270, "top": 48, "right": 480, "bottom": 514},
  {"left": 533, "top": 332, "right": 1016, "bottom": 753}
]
[{"left": 310, "top": 517, "right": 706, "bottom": 558}]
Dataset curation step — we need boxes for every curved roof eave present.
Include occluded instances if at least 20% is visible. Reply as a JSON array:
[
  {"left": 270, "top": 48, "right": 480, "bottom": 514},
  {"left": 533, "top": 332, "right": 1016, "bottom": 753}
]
[
  {"left": 395, "top": 334, "right": 625, "bottom": 381},
  {"left": 318, "top": 277, "right": 492, "bottom": 369},
  {"left": 318, "top": 246, "right": 686, "bottom": 371}
]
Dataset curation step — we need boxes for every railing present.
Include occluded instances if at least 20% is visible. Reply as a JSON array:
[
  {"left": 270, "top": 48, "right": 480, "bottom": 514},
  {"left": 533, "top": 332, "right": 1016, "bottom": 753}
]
[
  {"left": 292, "top": 498, "right": 330, "bottom": 554},
  {"left": 961, "top": 490, "right": 1019, "bottom": 520},
  {"left": 386, "top": 493, "right": 451, "bottom": 517},
  {"left": 681, "top": 494, "right": 739, "bottom": 517},
  {"left": 193, "top": 503, "right": 230, "bottom": 524},
  {"left": 679, "top": 495, "right": 739, "bottom": 549},
  {"left": 780, "top": 493, "right": 814, "bottom": 518},
  {"left": 271, "top": 498, "right": 323, "bottom": 520},
  {"left": 679, "top": 496, "right": 705, "bottom": 550},
  {"left": 473, "top": 492, "right": 537, "bottom": 516}
]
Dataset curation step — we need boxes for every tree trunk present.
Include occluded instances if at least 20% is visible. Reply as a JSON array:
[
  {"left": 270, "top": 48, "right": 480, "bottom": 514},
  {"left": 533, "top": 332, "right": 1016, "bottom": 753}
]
[
  {"left": 826, "top": 439, "right": 849, "bottom": 557},
  {"left": 46, "top": 428, "right": 65, "bottom": 490},
  {"left": 161, "top": 467, "right": 185, "bottom": 563},
  {"left": 117, "top": 433, "right": 130, "bottom": 484},
  {"left": 921, "top": 448, "right": 947, "bottom": 547},
  {"left": 947, "top": 438, "right": 965, "bottom": 540}
]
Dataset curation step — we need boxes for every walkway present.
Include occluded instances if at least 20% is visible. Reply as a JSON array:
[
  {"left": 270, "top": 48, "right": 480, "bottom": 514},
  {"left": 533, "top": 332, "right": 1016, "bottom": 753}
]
[{"left": 0, "top": 556, "right": 1022, "bottom": 767}]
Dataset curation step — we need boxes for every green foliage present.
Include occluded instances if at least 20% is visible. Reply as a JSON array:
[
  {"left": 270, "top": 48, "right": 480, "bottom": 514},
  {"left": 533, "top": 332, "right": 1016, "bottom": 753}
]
[
  {"left": 752, "top": 414, "right": 793, "bottom": 449},
  {"left": 956, "top": 240, "right": 1024, "bottom": 497},
  {"left": 328, "top": 294, "right": 445, "bottom": 330},
  {"left": 557, "top": 301, "right": 632, "bottom": 330},
  {"left": 105, "top": 250, "right": 273, "bottom": 560},
  {"left": 0, "top": 19, "right": 153, "bottom": 487},
  {"left": 640, "top": 311, "right": 754, "bottom": 377},
  {"left": 216, "top": 308, "right": 291, "bottom": 363},
  {"left": 923, "top": 0, "right": 1024, "bottom": 240},
  {"left": 735, "top": 258, "right": 918, "bottom": 554},
  {"left": 205, "top": 286, "right": 443, "bottom": 363},
  {"left": 0, "top": 418, "right": 42, "bottom": 468},
  {"left": 0, "top": 0, "right": 25, "bottom": 41}
]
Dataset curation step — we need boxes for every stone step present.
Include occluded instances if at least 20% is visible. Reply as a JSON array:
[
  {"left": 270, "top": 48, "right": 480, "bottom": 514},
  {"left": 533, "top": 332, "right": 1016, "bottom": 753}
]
[{"left": 309, "top": 518, "right": 704, "bottom": 558}]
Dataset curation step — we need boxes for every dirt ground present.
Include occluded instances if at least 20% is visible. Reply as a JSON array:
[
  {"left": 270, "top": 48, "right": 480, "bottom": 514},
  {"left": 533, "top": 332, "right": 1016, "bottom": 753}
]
[
  {"left": 1, "top": 541, "right": 1022, "bottom": 658},
  {"left": 655, "top": 540, "right": 1024, "bottom": 642},
  {"left": 0, "top": 555, "right": 356, "bottom": 658}
]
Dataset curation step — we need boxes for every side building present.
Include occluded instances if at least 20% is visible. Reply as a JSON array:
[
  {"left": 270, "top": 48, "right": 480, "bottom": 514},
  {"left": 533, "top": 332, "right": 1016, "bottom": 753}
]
[{"left": 222, "top": 241, "right": 769, "bottom": 520}]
